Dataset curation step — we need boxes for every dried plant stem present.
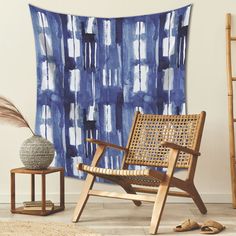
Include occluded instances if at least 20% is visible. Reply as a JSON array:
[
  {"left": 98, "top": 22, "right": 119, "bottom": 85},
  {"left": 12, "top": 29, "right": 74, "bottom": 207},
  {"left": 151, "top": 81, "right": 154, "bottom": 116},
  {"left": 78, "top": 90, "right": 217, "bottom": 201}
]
[{"left": 0, "top": 96, "right": 35, "bottom": 135}]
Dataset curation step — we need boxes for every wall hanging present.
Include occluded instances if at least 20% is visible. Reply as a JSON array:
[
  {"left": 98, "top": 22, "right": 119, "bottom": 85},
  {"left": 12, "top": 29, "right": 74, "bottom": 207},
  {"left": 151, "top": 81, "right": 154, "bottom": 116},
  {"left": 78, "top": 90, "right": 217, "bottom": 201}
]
[{"left": 29, "top": 5, "right": 191, "bottom": 181}]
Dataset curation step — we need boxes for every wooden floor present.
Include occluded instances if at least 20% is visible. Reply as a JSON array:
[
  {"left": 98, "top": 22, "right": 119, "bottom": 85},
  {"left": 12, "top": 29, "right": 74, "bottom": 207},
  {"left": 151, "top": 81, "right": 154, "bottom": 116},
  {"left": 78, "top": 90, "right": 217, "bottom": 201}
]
[{"left": 0, "top": 202, "right": 235, "bottom": 235}]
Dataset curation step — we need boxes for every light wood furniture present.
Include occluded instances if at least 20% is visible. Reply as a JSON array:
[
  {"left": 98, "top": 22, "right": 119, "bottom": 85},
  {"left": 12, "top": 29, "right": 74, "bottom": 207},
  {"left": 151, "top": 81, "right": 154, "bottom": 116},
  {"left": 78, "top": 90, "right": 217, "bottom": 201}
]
[
  {"left": 226, "top": 13, "right": 236, "bottom": 208},
  {"left": 11, "top": 167, "right": 65, "bottom": 216},
  {"left": 72, "top": 111, "right": 207, "bottom": 234}
]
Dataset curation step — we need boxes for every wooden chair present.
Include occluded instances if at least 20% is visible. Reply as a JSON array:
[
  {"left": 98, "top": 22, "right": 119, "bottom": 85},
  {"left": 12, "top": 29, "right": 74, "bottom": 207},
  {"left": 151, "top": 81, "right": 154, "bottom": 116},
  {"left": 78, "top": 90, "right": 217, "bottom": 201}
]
[{"left": 72, "top": 111, "right": 207, "bottom": 234}]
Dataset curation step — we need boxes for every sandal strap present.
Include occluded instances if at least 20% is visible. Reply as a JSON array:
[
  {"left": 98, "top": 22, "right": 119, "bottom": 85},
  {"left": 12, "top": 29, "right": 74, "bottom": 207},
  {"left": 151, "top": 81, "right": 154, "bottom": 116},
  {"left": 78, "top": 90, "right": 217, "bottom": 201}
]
[
  {"left": 175, "top": 219, "right": 200, "bottom": 231},
  {"left": 201, "top": 220, "right": 224, "bottom": 230}
]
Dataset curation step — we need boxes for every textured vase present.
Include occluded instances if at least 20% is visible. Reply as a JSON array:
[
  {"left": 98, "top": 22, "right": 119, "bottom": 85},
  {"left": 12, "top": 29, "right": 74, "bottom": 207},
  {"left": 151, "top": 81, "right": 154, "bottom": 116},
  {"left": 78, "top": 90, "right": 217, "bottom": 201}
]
[{"left": 20, "top": 135, "right": 55, "bottom": 170}]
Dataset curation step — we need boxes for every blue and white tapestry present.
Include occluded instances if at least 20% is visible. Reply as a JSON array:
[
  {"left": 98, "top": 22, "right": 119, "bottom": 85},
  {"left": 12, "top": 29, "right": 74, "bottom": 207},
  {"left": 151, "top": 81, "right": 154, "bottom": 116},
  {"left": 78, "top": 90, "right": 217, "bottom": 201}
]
[{"left": 29, "top": 5, "right": 191, "bottom": 181}]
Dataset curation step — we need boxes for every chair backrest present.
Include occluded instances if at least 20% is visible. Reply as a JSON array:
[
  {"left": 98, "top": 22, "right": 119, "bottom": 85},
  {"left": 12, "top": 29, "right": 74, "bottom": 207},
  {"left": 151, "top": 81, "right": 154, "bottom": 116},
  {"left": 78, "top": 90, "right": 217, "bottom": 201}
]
[{"left": 124, "top": 111, "right": 206, "bottom": 169}]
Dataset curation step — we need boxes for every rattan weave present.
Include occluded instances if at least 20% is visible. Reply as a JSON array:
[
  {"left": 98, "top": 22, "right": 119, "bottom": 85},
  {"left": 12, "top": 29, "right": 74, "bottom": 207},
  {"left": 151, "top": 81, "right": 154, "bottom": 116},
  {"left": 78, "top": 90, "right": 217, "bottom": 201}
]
[{"left": 125, "top": 113, "right": 201, "bottom": 168}]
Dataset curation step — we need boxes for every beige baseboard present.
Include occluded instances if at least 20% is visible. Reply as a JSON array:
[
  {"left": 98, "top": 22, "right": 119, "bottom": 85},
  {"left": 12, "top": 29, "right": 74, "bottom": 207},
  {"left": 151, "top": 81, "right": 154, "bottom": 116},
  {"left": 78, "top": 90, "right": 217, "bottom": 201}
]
[{"left": 0, "top": 193, "right": 232, "bottom": 204}]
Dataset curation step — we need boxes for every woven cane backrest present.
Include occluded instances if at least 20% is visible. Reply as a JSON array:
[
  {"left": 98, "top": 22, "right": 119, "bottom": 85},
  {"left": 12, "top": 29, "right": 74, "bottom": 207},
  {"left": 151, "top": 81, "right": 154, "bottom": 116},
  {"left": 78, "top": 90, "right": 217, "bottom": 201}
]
[{"left": 125, "top": 113, "right": 203, "bottom": 168}]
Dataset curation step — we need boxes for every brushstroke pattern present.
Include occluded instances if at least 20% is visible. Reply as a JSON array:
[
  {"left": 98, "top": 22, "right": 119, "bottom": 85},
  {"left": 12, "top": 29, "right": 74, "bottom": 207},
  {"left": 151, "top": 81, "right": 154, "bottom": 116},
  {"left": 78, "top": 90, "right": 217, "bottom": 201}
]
[{"left": 29, "top": 5, "right": 191, "bottom": 181}]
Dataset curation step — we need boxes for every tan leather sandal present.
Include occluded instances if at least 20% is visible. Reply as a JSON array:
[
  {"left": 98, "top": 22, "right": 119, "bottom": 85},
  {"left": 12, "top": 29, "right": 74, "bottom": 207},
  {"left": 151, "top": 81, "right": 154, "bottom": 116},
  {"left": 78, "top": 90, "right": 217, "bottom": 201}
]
[
  {"left": 174, "top": 219, "right": 201, "bottom": 232},
  {"left": 200, "top": 220, "right": 225, "bottom": 234}
]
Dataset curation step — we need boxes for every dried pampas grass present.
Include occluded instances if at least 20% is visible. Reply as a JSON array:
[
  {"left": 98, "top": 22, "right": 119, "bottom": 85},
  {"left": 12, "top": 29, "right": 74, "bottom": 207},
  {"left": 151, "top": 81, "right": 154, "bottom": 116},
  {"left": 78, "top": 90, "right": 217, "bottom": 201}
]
[{"left": 0, "top": 96, "right": 34, "bottom": 135}]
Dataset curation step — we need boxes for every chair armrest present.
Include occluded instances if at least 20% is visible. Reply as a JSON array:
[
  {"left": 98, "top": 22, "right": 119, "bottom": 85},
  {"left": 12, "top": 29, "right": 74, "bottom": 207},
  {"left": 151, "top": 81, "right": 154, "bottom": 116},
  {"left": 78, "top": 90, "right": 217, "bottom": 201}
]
[
  {"left": 86, "top": 138, "right": 128, "bottom": 152},
  {"left": 161, "top": 141, "right": 200, "bottom": 156}
]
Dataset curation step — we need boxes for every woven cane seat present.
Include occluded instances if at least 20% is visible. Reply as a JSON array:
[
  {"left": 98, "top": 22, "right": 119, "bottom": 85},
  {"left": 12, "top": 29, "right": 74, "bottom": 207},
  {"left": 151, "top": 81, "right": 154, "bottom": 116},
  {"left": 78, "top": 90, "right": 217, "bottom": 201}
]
[
  {"left": 79, "top": 164, "right": 161, "bottom": 187},
  {"left": 125, "top": 176, "right": 160, "bottom": 187}
]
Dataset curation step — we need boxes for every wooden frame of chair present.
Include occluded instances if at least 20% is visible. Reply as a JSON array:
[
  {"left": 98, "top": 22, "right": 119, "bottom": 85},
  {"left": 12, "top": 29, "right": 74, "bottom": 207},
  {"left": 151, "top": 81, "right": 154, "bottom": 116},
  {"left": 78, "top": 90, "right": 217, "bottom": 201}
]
[{"left": 72, "top": 111, "right": 207, "bottom": 234}]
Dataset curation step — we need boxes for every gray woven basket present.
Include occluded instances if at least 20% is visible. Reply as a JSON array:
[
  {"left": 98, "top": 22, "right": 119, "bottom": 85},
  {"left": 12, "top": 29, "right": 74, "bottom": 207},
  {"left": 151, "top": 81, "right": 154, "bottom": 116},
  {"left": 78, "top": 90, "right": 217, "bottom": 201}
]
[{"left": 20, "top": 135, "right": 55, "bottom": 170}]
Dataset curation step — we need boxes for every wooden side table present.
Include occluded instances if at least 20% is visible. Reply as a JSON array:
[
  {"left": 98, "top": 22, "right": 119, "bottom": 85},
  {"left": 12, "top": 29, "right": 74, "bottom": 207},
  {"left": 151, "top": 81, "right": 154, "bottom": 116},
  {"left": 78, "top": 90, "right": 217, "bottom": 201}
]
[{"left": 10, "top": 167, "right": 65, "bottom": 216}]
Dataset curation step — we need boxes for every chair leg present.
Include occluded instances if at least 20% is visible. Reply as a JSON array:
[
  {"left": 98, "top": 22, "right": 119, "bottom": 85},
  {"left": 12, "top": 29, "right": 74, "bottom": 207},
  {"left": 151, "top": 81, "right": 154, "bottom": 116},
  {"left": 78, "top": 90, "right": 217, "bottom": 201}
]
[
  {"left": 190, "top": 184, "right": 207, "bottom": 214},
  {"left": 149, "top": 149, "right": 180, "bottom": 234},
  {"left": 149, "top": 181, "right": 170, "bottom": 235},
  {"left": 95, "top": 175, "right": 142, "bottom": 207},
  {"left": 72, "top": 174, "right": 95, "bottom": 222},
  {"left": 120, "top": 183, "right": 142, "bottom": 206},
  {"left": 73, "top": 145, "right": 106, "bottom": 223}
]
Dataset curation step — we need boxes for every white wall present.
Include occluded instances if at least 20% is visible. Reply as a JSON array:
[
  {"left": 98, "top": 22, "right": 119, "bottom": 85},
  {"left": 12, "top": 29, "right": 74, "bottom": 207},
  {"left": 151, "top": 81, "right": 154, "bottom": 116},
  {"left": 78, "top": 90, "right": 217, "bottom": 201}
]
[{"left": 0, "top": 0, "right": 234, "bottom": 204}]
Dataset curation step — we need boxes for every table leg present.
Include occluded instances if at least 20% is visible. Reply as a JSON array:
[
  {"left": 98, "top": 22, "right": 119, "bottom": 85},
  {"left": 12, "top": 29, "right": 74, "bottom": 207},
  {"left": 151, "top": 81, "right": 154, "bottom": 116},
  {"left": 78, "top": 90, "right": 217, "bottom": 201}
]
[
  {"left": 31, "top": 174, "right": 35, "bottom": 202},
  {"left": 42, "top": 174, "right": 46, "bottom": 213},
  {"left": 60, "top": 169, "right": 65, "bottom": 209},
  {"left": 10, "top": 172, "right": 15, "bottom": 212}
]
